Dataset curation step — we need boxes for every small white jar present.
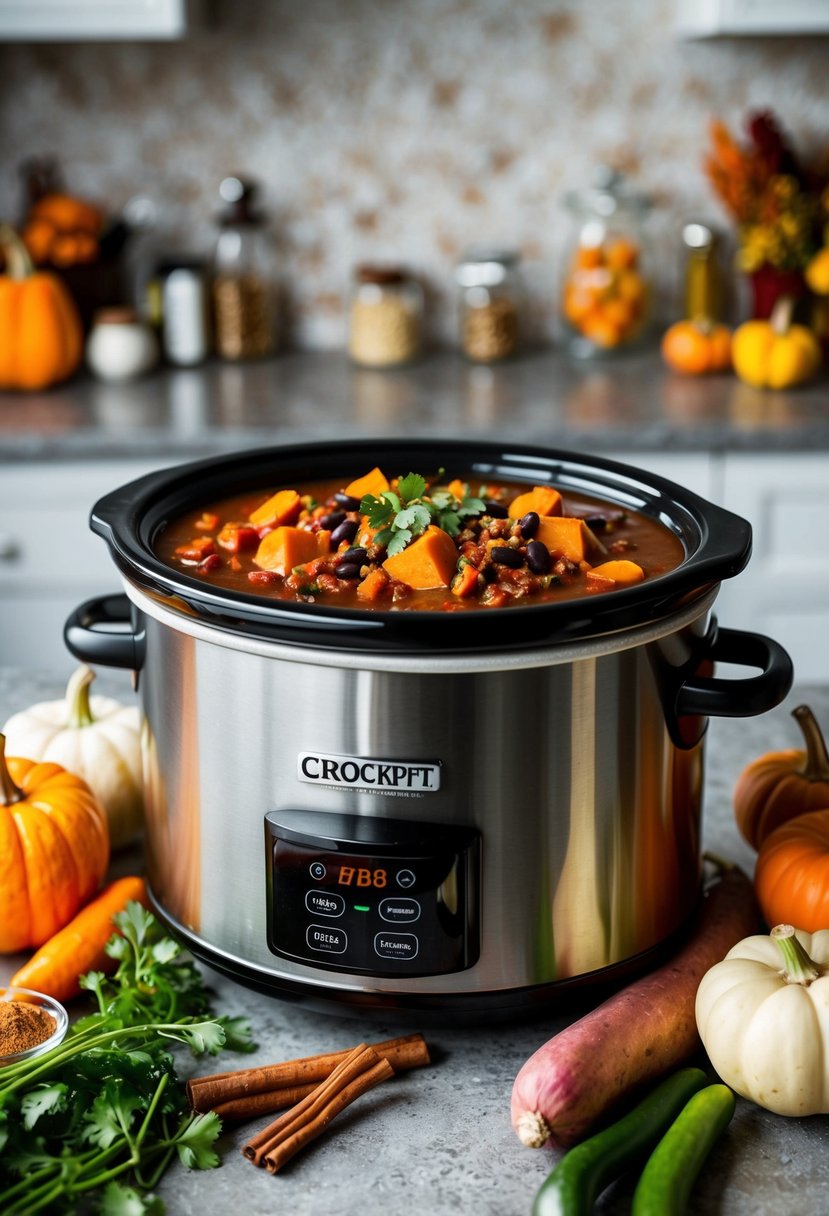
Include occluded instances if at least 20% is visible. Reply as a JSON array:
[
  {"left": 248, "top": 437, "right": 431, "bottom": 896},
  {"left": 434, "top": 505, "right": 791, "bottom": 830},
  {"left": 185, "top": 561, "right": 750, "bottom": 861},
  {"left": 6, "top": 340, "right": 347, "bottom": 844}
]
[{"left": 86, "top": 308, "right": 159, "bottom": 382}]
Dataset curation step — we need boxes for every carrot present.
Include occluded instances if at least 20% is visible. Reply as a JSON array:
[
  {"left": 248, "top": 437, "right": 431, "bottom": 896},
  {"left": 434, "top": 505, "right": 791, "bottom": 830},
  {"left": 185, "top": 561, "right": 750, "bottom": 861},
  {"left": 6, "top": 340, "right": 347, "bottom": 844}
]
[
  {"left": 11, "top": 875, "right": 148, "bottom": 1003},
  {"left": 254, "top": 526, "right": 330, "bottom": 575},
  {"left": 510, "top": 863, "right": 757, "bottom": 1149},
  {"left": 508, "top": 486, "right": 563, "bottom": 519},
  {"left": 382, "top": 526, "right": 458, "bottom": 589}
]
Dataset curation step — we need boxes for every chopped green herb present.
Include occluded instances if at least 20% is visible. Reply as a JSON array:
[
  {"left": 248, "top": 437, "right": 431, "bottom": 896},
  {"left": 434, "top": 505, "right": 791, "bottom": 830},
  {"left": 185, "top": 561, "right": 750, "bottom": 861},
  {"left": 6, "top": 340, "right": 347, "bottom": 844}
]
[{"left": 360, "top": 472, "right": 485, "bottom": 556}]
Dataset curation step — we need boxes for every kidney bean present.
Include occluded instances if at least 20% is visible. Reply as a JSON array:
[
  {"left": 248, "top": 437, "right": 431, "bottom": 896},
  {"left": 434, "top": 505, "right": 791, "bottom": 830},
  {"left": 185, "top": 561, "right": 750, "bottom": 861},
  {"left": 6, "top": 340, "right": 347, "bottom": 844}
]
[
  {"left": 484, "top": 500, "right": 509, "bottom": 519},
  {"left": 330, "top": 519, "right": 359, "bottom": 546},
  {"left": 526, "top": 540, "right": 552, "bottom": 574},
  {"left": 518, "top": 511, "right": 540, "bottom": 539},
  {"left": 320, "top": 510, "right": 346, "bottom": 530},
  {"left": 334, "top": 492, "right": 361, "bottom": 511},
  {"left": 334, "top": 561, "right": 363, "bottom": 580},
  {"left": 490, "top": 546, "right": 523, "bottom": 569}
]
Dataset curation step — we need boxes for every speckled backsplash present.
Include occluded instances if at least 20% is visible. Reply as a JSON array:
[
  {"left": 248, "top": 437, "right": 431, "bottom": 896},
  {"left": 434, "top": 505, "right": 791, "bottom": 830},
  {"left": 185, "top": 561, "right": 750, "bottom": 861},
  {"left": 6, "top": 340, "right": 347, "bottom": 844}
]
[{"left": 1, "top": 0, "right": 827, "bottom": 348}]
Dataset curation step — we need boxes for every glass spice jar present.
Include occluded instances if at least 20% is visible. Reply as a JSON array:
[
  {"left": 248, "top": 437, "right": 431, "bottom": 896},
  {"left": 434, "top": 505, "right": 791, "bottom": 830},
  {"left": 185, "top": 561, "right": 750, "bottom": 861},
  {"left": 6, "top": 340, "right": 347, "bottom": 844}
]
[
  {"left": 212, "top": 177, "right": 276, "bottom": 361},
  {"left": 560, "top": 169, "right": 653, "bottom": 358},
  {"left": 455, "top": 249, "right": 522, "bottom": 362},
  {"left": 348, "top": 264, "right": 423, "bottom": 368}
]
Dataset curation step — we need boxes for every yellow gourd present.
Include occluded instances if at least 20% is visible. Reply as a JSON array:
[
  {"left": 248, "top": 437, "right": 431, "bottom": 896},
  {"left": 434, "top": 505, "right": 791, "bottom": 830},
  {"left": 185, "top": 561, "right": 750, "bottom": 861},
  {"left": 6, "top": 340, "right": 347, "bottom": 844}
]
[
  {"left": 732, "top": 297, "right": 820, "bottom": 390},
  {"left": 805, "top": 247, "right": 829, "bottom": 296}
]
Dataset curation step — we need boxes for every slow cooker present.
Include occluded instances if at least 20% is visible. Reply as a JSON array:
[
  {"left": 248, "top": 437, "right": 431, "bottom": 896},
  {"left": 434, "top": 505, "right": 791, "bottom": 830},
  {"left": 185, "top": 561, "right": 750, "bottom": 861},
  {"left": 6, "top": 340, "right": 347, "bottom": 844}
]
[{"left": 65, "top": 440, "right": 792, "bottom": 1018}]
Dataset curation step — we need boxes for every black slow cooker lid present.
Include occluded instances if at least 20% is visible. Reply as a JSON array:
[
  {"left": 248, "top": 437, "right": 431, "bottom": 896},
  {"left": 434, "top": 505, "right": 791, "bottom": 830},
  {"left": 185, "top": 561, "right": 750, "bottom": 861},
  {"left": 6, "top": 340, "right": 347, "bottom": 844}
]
[{"left": 90, "top": 439, "right": 752, "bottom": 655}]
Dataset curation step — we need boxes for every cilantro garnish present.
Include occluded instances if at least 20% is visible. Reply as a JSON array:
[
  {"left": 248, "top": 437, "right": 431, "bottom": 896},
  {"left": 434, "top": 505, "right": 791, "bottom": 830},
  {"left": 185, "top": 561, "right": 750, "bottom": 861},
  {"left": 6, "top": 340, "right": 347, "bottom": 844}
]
[
  {"left": 0, "top": 903, "right": 255, "bottom": 1215},
  {"left": 361, "top": 472, "right": 485, "bottom": 556}
]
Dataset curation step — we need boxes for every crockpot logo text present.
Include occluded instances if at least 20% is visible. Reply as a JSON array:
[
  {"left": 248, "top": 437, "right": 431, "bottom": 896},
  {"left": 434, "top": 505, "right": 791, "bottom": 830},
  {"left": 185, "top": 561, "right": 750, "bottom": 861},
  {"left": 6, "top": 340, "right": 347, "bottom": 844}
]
[{"left": 297, "top": 752, "right": 441, "bottom": 794}]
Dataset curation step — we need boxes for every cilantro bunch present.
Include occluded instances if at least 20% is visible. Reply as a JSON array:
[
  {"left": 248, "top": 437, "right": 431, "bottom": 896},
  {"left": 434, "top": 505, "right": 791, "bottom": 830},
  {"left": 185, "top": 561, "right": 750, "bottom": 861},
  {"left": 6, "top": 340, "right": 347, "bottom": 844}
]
[
  {"left": 360, "top": 472, "right": 485, "bottom": 556},
  {"left": 0, "top": 903, "right": 255, "bottom": 1216}
]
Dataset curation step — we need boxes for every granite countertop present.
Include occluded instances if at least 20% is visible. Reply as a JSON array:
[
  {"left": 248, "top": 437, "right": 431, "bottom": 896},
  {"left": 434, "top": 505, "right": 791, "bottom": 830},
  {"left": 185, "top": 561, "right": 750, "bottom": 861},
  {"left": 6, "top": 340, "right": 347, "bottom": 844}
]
[
  {"left": 2, "top": 350, "right": 829, "bottom": 462},
  {"left": 1, "top": 667, "right": 828, "bottom": 1215}
]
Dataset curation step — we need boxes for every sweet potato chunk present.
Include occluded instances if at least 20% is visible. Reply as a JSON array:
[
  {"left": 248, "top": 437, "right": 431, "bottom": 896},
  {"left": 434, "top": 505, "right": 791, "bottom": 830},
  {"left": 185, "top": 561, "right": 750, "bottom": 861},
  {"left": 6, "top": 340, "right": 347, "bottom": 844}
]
[
  {"left": 535, "top": 516, "right": 592, "bottom": 563},
  {"left": 383, "top": 526, "right": 458, "bottom": 590},
  {"left": 345, "top": 467, "right": 390, "bottom": 499},
  {"left": 356, "top": 567, "right": 391, "bottom": 602},
  {"left": 254, "top": 527, "right": 330, "bottom": 575},
  {"left": 508, "top": 486, "right": 562, "bottom": 519},
  {"left": 249, "top": 489, "right": 302, "bottom": 529},
  {"left": 589, "top": 559, "right": 645, "bottom": 586}
]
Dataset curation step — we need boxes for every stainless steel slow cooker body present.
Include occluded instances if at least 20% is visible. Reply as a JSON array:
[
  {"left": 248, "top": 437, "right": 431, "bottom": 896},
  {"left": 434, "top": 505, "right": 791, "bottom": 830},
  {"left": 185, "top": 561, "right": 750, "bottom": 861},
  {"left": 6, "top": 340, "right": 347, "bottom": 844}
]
[{"left": 66, "top": 440, "right": 793, "bottom": 1017}]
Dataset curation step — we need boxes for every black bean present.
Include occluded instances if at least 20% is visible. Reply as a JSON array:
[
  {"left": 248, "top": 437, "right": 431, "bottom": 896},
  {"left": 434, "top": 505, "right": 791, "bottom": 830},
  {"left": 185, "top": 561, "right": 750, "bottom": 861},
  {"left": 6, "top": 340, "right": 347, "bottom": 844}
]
[
  {"left": 343, "top": 547, "right": 368, "bottom": 565},
  {"left": 484, "top": 500, "right": 509, "bottom": 519},
  {"left": 320, "top": 510, "right": 346, "bottom": 530},
  {"left": 330, "top": 519, "right": 359, "bottom": 546},
  {"left": 334, "top": 492, "right": 361, "bottom": 511},
  {"left": 526, "top": 540, "right": 552, "bottom": 575},
  {"left": 334, "top": 562, "right": 363, "bottom": 580},
  {"left": 518, "top": 511, "right": 540, "bottom": 539},
  {"left": 490, "top": 546, "right": 523, "bottom": 569}
]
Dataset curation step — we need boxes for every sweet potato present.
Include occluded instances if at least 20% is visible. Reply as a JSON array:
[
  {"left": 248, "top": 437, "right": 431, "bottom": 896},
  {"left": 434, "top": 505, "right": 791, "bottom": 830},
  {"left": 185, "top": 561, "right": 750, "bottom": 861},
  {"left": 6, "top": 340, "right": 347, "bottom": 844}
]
[
  {"left": 254, "top": 527, "right": 330, "bottom": 575},
  {"left": 508, "top": 486, "right": 563, "bottom": 519},
  {"left": 589, "top": 559, "right": 645, "bottom": 586},
  {"left": 356, "top": 567, "right": 391, "bottom": 602},
  {"left": 535, "top": 516, "right": 594, "bottom": 563},
  {"left": 447, "top": 477, "right": 468, "bottom": 501},
  {"left": 382, "top": 526, "right": 458, "bottom": 589},
  {"left": 510, "top": 863, "right": 758, "bottom": 1149},
  {"left": 345, "top": 467, "right": 390, "bottom": 499},
  {"left": 249, "top": 488, "right": 302, "bottom": 529}
]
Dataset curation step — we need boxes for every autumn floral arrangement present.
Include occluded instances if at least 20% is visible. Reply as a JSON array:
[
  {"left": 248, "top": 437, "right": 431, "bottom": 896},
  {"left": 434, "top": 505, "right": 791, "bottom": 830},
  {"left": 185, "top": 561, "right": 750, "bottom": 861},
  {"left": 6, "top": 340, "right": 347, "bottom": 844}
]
[{"left": 705, "top": 110, "right": 829, "bottom": 316}]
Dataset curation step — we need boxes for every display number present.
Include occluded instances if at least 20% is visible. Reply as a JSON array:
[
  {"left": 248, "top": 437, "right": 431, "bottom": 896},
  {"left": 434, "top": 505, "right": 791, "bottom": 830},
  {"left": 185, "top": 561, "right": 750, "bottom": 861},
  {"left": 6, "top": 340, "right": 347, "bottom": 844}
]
[{"left": 337, "top": 866, "right": 388, "bottom": 889}]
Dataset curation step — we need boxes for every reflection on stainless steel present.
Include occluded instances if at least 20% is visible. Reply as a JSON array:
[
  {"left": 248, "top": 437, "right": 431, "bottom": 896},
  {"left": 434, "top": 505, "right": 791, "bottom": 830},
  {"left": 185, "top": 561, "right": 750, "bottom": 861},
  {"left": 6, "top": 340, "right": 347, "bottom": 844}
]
[{"left": 133, "top": 581, "right": 712, "bottom": 997}]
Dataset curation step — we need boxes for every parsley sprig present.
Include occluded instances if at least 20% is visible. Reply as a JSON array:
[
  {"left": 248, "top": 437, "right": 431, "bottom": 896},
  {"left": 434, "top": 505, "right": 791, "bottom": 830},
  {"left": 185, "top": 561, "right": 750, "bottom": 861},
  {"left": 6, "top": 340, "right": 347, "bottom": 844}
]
[
  {"left": 0, "top": 903, "right": 255, "bottom": 1216},
  {"left": 361, "top": 472, "right": 485, "bottom": 556}
]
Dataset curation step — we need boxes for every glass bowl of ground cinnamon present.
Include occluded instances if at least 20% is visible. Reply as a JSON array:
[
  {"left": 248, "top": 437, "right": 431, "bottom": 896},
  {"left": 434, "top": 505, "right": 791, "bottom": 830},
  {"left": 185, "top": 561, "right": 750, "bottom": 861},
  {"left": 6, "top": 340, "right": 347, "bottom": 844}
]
[{"left": 0, "top": 987, "right": 68, "bottom": 1066}]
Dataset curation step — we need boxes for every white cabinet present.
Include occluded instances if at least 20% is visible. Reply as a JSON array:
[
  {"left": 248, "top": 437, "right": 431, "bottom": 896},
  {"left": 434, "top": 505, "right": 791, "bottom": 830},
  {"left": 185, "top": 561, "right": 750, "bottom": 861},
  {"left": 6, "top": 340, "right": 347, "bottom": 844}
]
[
  {"left": 0, "top": 0, "right": 201, "bottom": 40},
  {"left": 0, "top": 461, "right": 163, "bottom": 673},
  {"left": 618, "top": 452, "right": 721, "bottom": 504},
  {"left": 715, "top": 454, "right": 829, "bottom": 683}
]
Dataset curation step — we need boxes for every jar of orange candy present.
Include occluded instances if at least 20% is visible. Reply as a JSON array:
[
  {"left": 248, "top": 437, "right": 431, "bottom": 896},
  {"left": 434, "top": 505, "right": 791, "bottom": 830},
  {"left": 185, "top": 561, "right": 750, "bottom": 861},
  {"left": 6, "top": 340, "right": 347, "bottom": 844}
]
[{"left": 560, "top": 169, "right": 653, "bottom": 358}]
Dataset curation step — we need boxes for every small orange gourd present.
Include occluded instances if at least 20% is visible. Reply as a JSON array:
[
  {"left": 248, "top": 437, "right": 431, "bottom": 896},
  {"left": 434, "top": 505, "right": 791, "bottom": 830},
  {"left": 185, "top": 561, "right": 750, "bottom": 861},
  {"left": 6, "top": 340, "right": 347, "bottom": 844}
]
[
  {"left": 0, "top": 222, "right": 84, "bottom": 390},
  {"left": 0, "top": 732, "right": 109, "bottom": 953},
  {"left": 661, "top": 319, "right": 732, "bottom": 375},
  {"left": 733, "top": 705, "right": 829, "bottom": 850},
  {"left": 754, "top": 809, "right": 829, "bottom": 933}
]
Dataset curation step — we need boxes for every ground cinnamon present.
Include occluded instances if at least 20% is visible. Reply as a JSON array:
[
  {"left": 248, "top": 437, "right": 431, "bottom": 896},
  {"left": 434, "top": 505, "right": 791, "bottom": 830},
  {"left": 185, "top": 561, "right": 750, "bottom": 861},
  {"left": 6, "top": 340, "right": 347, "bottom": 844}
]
[
  {"left": 0, "top": 1001, "right": 55, "bottom": 1056},
  {"left": 188, "top": 1032, "right": 429, "bottom": 1118}
]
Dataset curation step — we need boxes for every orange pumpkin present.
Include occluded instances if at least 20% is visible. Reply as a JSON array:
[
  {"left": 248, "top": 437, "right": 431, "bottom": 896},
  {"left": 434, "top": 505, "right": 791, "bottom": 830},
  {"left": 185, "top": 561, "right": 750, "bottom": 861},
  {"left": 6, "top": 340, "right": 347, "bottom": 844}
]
[
  {"left": 0, "top": 222, "right": 83, "bottom": 390},
  {"left": 661, "top": 319, "right": 732, "bottom": 375},
  {"left": 0, "top": 732, "right": 109, "bottom": 953},
  {"left": 734, "top": 705, "right": 829, "bottom": 851},
  {"left": 754, "top": 809, "right": 829, "bottom": 933}
]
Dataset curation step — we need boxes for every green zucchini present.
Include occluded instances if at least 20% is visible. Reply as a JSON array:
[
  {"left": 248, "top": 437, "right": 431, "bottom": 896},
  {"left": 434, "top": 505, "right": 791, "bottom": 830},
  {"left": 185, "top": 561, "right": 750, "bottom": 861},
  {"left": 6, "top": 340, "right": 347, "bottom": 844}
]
[
  {"left": 531, "top": 1067, "right": 709, "bottom": 1216},
  {"left": 631, "top": 1083, "right": 736, "bottom": 1216}
]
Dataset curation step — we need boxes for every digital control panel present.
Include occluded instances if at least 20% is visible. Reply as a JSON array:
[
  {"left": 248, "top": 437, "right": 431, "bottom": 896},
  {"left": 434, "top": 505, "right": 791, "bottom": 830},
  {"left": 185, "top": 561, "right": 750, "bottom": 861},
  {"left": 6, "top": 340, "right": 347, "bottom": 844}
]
[{"left": 265, "top": 810, "right": 480, "bottom": 977}]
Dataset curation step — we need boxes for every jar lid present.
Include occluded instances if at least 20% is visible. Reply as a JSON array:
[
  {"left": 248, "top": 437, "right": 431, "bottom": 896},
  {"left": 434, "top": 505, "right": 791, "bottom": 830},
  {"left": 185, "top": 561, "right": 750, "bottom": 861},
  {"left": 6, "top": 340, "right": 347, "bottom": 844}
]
[
  {"left": 455, "top": 249, "right": 520, "bottom": 288},
  {"left": 564, "top": 168, "right": 652, "bottom": 218},
  {"left": 93, "top": 306, "right": 139, "bottom": 326},
  {"left": 354, "top": 264, "right": 410, "bottom": 286}
]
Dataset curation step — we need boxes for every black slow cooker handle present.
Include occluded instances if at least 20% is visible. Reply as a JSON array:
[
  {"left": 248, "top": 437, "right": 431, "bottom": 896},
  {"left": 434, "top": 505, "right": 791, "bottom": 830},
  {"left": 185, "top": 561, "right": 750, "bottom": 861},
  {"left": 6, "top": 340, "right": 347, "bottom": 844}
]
[
  {"left": 64, "top": 594, "right": 145, "bottom": 671},
  {"left": 677, "top": 626, "right": 793, "bottom": 718}
]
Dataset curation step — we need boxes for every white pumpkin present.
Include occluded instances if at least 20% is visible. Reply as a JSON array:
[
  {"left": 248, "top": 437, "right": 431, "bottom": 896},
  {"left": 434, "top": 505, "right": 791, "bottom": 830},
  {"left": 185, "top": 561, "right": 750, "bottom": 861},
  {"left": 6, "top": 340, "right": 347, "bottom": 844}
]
[
  {"left": 2, "top": 664, "right": 144, "bottom": 848},
  {"left": 695, "top": 923, "right": 829, "bottom": 1117}
]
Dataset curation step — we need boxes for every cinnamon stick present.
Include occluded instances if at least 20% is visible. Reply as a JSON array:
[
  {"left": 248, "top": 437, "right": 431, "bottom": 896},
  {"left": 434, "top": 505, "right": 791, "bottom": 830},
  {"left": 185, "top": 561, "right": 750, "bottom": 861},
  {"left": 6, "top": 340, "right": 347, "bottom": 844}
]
[
  {"left": 188, "top": 1032, "right": 429, "bottom": 1116},
  {"left": 243, "top": 1044, "right": 379, "bottom": 1167},
  {"left": 212, "top": 1082, "right": 318, "bottom": 1122},
  {"left": 264, "top": 1058, "right": 393, "bottom": 1174}
]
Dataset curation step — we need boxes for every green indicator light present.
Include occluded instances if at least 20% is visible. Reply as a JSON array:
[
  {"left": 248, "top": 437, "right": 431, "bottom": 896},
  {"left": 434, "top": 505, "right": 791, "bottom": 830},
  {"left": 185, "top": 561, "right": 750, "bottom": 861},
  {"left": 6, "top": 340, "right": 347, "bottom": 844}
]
[{"left": 354, "top": 905, "right": 370, "bottom": 912}]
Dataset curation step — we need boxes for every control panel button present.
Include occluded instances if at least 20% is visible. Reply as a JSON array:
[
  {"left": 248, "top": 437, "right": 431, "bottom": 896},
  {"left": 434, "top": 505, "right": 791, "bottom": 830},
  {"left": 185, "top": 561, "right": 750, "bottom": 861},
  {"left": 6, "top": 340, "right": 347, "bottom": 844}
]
[
  {"left": 305, "top": 890, "right": 345, "bottom": 918},
  {"left": 379, "top": 896, "right": 421, "bottom": 924},
  {"left": 374, "top": 932, "right": 419, "bottom": 961},
  {"left": 306, "top": 924, "right": 347, "bottom": 954},
  {"left": 309, "top": 861, "right": 327, "bottom": 881},
  {"left": 395, "top": 868, "right": 416, "bottom": 889}
]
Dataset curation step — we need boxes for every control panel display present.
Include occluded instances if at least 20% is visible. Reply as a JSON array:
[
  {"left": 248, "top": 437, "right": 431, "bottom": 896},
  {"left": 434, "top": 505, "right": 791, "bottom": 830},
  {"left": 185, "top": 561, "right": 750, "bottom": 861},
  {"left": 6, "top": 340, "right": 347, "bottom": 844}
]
[{"left": 265, "top": 810, "right": 480, "bottom": 978}]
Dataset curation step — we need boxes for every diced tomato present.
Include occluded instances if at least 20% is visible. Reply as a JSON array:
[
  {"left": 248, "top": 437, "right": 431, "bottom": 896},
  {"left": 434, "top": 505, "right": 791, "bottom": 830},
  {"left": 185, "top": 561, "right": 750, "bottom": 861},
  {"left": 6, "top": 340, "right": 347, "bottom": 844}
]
[
  {"left": 452, "top": 563, "right": 480, "bottom": 599},
  {"left": 194, "top": 512, "right": 220, "bottom": 532},
  {"left": 217, "top": 523, "right": 259, "bottom": 553},
  {"left": 175, "top": 537, "right": 216, "bottom": 563}
]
